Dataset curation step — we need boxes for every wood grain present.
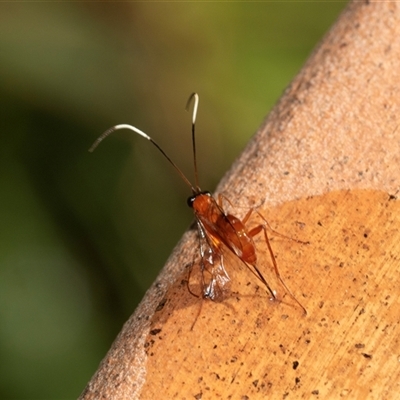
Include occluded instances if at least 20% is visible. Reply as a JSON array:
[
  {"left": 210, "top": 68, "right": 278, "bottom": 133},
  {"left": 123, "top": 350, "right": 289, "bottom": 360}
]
[
  {"left": 80, "top": 1, "right": 400, "bottom": 399},
  {"left": 142, "top": 190, "right": 400, "bottom": 399}
]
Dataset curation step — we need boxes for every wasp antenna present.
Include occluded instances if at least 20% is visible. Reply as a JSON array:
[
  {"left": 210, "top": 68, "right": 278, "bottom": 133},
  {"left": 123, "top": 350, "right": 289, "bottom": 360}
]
[
  {"left": 186, "top": 93, "right": 201, "bottom": 192},
  {"left": 89, "top": 123, "right": 196, "bottom": 193},
  {"left": 186, "top": 92, "right": 199, "bottom": 125},
  {"left": 88, "top": 124, "right": 150, "bottom": 153}
]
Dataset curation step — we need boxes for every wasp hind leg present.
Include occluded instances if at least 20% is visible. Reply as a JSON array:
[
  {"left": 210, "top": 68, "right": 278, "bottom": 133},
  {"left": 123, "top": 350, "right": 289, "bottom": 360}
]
[{"left": 248, "top": 222, "right": 307, "bottom": 315}]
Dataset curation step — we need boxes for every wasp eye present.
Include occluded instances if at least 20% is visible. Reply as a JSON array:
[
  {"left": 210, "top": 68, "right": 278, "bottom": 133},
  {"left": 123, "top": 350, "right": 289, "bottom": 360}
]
[{"left": 187, "top": 195, "right": 196, "bottom": 208}]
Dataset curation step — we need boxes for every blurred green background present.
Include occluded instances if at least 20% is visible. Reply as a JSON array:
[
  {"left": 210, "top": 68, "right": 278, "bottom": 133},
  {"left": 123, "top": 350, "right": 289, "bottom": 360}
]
[{"left": 0, "top": 2, "right": 346, "bottom": 399}]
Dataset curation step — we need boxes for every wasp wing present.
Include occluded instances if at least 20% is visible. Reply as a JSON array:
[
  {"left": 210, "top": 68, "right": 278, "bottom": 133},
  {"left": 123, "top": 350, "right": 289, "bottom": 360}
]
[{"left": 188, "top": 220, "right": 231, "bottom": 301}]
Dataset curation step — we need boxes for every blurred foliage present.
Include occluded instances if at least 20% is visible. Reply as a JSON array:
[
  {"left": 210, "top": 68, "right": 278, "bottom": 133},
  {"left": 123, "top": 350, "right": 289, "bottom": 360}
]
[{"left": 0, "top": 2, "right": 346, "bottom": 398}]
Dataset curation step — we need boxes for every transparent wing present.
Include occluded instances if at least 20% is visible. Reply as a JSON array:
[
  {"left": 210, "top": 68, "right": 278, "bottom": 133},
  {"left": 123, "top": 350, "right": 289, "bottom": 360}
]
[
  {"left": 189, "top": 221, "right": 231, "bottom": 301},
  {"left": 201, "top": 244, "right": 230, "bottom": 301}
]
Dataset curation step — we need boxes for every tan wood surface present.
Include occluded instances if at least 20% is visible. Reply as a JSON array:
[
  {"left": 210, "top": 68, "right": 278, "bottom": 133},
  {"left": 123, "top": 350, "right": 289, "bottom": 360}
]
[{"left": 80, "top": 1, "right": 400, "bottom": 399}]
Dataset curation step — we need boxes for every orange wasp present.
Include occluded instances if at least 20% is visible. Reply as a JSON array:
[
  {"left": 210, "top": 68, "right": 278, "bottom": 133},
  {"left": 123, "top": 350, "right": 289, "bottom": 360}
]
[{"left": 90, "top": 93, "right": 306, "bottom": 314}]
